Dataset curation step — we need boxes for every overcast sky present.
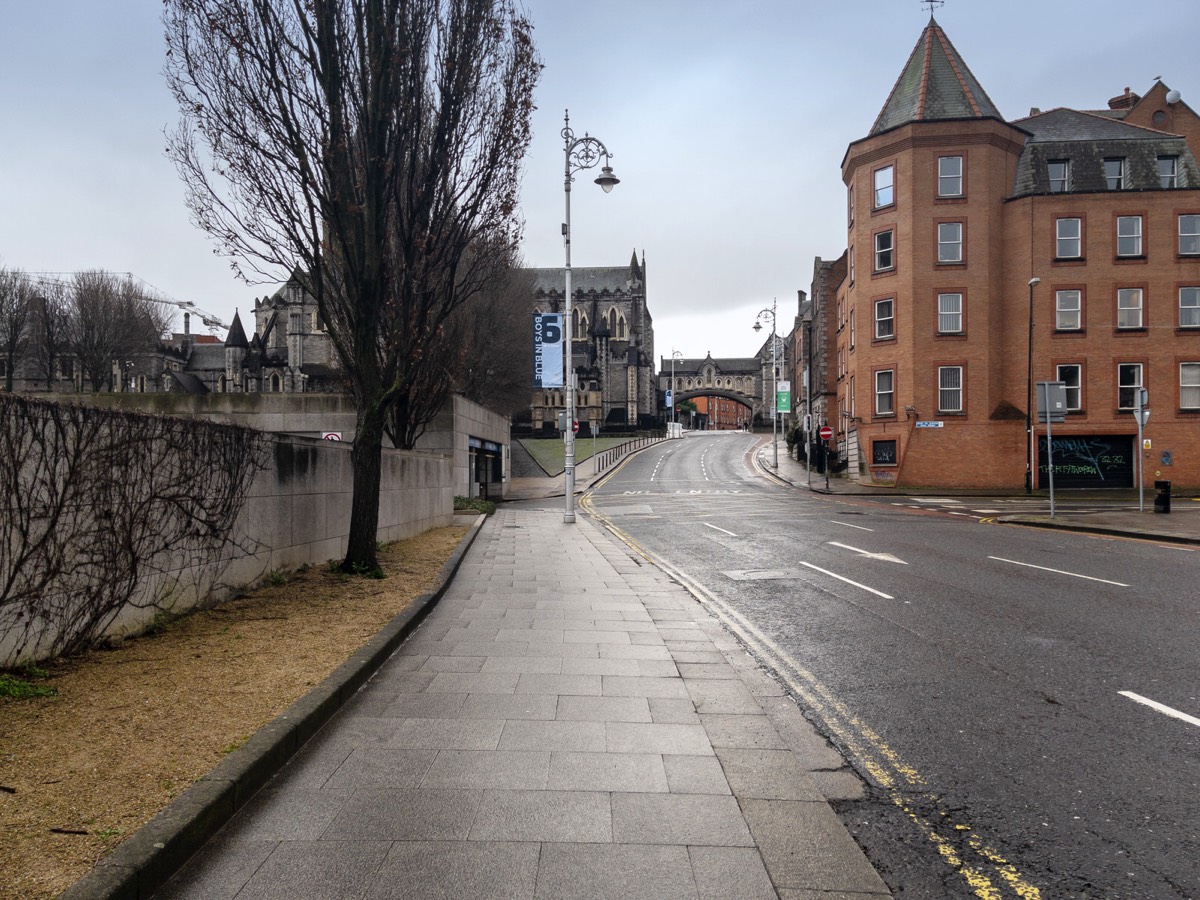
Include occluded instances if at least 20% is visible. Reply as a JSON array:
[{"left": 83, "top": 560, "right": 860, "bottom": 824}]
[{"left": 2, "top": 1, "right": 1197, "bottom": 363}]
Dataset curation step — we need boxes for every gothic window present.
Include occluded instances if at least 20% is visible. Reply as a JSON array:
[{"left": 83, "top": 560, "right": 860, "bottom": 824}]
[{"left": 574, "top": 311, "right": 589, "bottom": 339}]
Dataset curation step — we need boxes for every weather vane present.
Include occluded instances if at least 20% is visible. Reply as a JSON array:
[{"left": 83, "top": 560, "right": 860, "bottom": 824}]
[{"left": 922, "top": 0, "right": 945, "bottom": 13}]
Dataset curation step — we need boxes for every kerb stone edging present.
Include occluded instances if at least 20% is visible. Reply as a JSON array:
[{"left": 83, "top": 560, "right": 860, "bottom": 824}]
[{"left": 58, "top": 513, "right": 488, "bottom": 900}]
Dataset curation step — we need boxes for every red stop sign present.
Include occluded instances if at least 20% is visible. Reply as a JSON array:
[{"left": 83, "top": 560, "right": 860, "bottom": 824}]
[{"left": 819, "top": 425, "right": 834, "bottom": 440}]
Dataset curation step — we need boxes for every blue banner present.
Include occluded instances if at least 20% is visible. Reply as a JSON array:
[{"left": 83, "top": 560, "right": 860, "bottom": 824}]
[{"left": 533, "top": 313, "right": 564, "bottom": 388}]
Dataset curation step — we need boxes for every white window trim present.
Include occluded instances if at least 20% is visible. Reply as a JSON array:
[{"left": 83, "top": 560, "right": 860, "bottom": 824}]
[
  {"left": 938, "top": 156, "right": 963, "bottom": 197},
  {"left": 1116, "top": 216, "right": 1142, "bottom": 257},
  {"left": 1056, "top": 218, "right": 1082, "bottom": 258},
  {"left": 874, "top": 230, "right": 895, "bottom": 272},
  {"left": 1055, "top": 290, "right": 1082, "bottom": 331},
  {"left": 1180, "top": 287, "right": 1200, "bottom": 327},
  {"left": 1117, "top": 363, "right": 1143, "bottom": 409},
  {"left": 937, "top": 366, "right": 963, "bottom": 413},
  {"left": 1117, "top": 288, "right": 1143, "bottom": 329},
  {"left": 874, "top": 298, "right": 895, "bottom": 340},
  {"left": 874, "top": 369, "right": 895, "bottom": 416},
  {"left": 937, "top": 222, "right": 963, "bottom": 263},
  {"left": 1056, "top": 364, "right": 1082, "bottom": 411},
  {"left": 937, "top": 293, "right": 963, "bottom": 334},
  {"left": 874, "top": 165, "right": 894, "bottom": 209},
  {"left": 1181, "top": 362, "right": 1200, "bottom": 409},
  {"left": 1180, "top": 215, "right": 1200, "bottom": 256}
]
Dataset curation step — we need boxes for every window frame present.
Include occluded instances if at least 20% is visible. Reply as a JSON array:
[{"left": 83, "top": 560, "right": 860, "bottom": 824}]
[
  {"left": 1181, "top": 362, "right": 1200, "bottom": 410},
  {"left": 874, "top": 228, "right": 895, "bottom": 273},
  {"left": 847, "top": 183, "right": 855, "bottom": 228},
  {"left": 1055, "top": 363, "right": 1083, "bottom": 411},
  {"left": 1048, "top": 159, "right": 1071, "bottom": 193},
  {"left": 1116, "top": 215, "right": 1143, "bottom": 258},
  {"left": 849, "top": 307, "right": 856, "bottom": 349},
  {"left": 873, "top": 164, "right": 895, "bottom": 209},
  {"left": 874, "top": 368, "right": 896, "bottom": 417},
  {"left": 937, "top": 221, "right": 964, "bottom": 264},
  {"left": 873, "top": 297, "right": 895, "bottom": 341},
  {"left": 1179, "top": 215, "right": 1200, "bottom": 256},
  {"left": 1116, "top": 287, "right": 1144, "bottom": 330},
  {"left": 1055, "top": 289, "right": 1083, "bottom": 331},
  {"left": 937, "top": 365, "right": 964, "bottom": 414},
  {"left": 1159, "top": 156, "right": 1179, "bottom": 189},
  {"left": 1104, "top": 158, "right": 1126, "bottom": 190},
  {"left": 937, "top": 155, "right": 963, "bottom": 198},
  {"left": 1056, "top": 217, "right": 1083, "bottom": 259},
  {"left": 1117, "top": 362, "right": 1144, "bottom": 410},
  {"left": 1180, "top": 286, "right": 1200, "bottom": 328},
  {"left": 937, "top": 292, "right": 964, "bottom": 335}
]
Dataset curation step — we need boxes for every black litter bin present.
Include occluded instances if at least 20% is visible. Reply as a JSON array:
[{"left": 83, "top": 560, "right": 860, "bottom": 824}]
[{"left": 1154, "top": 480, "right": 1171, "bottom": 514}]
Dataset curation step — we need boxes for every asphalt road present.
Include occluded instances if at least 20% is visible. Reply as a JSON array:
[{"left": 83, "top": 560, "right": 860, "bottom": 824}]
[{"left": 580, "top": 431, "right": 1200, "bottom": 899}]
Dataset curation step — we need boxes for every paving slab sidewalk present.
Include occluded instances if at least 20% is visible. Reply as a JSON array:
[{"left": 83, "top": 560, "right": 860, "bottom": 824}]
[{"left": 154, "top": 507, "right": 890, "bottom": 899}]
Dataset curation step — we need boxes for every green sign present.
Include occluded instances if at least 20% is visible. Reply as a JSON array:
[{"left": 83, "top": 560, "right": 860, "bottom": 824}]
[{"left": 775, "top": 380, "right": 791, "bottom": 414}]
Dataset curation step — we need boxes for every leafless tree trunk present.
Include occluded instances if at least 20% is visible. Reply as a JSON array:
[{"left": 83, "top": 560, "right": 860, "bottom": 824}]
[
  {"left": 164, "top": 0, "right": 541, "bottom": 572},
  {"left": 0, "top": 267, "right": 34, "bottom": 392},
  {"left": 33, "top": 282, "right": 70, "bottom": 392}
]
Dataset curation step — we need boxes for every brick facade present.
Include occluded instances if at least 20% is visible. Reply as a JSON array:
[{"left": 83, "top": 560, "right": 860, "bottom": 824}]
[{"left": 823, "top": 18, "right": 1200, "bottom": 490}]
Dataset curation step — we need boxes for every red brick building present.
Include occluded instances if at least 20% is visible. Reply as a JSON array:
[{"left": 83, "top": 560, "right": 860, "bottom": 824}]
[{"left": 823, "top": 16, "right": 1200, "bottom": 490}]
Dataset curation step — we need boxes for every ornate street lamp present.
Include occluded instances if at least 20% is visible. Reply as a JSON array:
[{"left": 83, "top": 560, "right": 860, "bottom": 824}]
[
  {"left": 561, "top": 110, "right": 618, "bottom": 524},
  {"left": 753, "top": 298, "right": 779, "bottom": 469}
]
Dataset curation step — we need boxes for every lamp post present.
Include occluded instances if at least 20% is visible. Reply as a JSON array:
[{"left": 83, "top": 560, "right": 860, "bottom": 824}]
[
  {"left": 754, "top": 299, "right": 779, "bottom": 469},
  {"left": 1025, "top": 276, "right": 1041, "bottom": 494},
  {"left": 670, "top": 349, "right": 682, "bottom": 429},
  {"left": 561, "top": 110, "right": 619, "bottom": 525}
]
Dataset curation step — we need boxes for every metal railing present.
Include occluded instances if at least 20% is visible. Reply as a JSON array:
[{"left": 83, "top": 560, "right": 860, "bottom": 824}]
[{"left": 592, "top": 433, "right": 666, "bottom": 475}]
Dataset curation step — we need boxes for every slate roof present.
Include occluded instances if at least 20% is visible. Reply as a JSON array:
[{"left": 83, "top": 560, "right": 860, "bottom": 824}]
[
  {"left": 225, "top": 310, "right": 249, "bottom": 349},
  {"left": 529, "top": 265, "right": 643, "bottom": 297},
  {"left": 871, "top": 17, "right": 1003, "bottom": 136},
  {"left": 1012, "top": 107, "right": 1199, "bottom": 196},
  {"left": 665, "top": 354, "right": 760, "bottom": 376},
  {"left": 185, "top": 344, "right": 227, "bottom": 372}
]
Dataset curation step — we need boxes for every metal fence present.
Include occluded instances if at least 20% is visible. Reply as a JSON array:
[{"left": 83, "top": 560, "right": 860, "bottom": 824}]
[{"left": 592, "top": 433, "right": 667, "bottom": 475}]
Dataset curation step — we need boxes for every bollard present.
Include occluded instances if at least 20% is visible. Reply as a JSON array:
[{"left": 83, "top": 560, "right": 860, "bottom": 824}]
[{"left": 1153, "top": 480, "right": 1171, "bottom": 514}]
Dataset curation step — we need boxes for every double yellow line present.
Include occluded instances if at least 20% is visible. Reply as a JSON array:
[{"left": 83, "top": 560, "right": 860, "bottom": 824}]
[{"left": 581, "top": 493, "right": 1042, "bottom": 900}]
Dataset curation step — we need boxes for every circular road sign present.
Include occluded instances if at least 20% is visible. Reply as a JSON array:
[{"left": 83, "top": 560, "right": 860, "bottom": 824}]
[
  {"left": 818, "top": 425, "right": 834, "bottom": 441},
  {"left": 572, "top": 420, "right": 579, "bottom": 434}
]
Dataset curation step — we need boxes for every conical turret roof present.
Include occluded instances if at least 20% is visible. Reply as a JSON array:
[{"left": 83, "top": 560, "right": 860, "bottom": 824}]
[
  {"left": 870, "top": 18, "right": 1002, "bottom": 136},
  {"left": 225, "top": 309, "right": 249, "bottom": 349}
]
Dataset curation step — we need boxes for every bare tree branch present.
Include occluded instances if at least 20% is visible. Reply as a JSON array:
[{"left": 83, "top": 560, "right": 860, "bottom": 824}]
[{"left": 164, "top": 0, "right": 541, "bottom": 571}]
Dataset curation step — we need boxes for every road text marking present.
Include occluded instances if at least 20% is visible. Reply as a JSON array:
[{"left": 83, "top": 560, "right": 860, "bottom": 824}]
[
  {"left": 1119, "top": 691, "right": 1200, "bottom": 728},
  {"left": 703, "top": 522, "right": 738, "bottom": 537},
  {"left": 987, "top": 556, "right": 1129, "bottom": 587},
  {"left": 828, "top": 541, "right": 908, "bottom": 565}
]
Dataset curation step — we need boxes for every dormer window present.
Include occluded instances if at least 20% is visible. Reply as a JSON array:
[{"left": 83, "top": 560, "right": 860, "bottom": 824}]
[
  {"left": 1159, "top": 156, "right": 1180, "bottom": 188},
  {"left": 1048, "top": 160, "right": 1071, "bottom": 193},
  {"left": 1104, "top": 158, "right": 1126, "bottom": 190}
]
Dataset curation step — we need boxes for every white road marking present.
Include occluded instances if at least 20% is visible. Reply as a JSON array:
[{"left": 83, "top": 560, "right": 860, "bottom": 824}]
[
  {"left": 947, "top": 511, "right": 981, "bottom": 518},
  {"left": 830, "top": 520, "right": 874, "bottom": 532},
  {"left": 703, "top": 522, "right": 738, "bottom": 537},
  {"left": 796, "top": 561, "right": 894, "bottom": 599},
  {"left": 828, "top": 541, "right": 908, "bottom": 565},
  {"left": 910, "top": 498, "right": 961, "bottom": 503},
  {"left": 987, "top": 556, "right": 1129, "bottom": 587},
  {"left": 972, "top": 509, "right": 1003, "bottom": 514},
  {"left": 1160, "top": 545, "right": 1196, "bottom": 552},
  {"left": 1119, "top": 691, "right": 1200, "bottom": 728}
]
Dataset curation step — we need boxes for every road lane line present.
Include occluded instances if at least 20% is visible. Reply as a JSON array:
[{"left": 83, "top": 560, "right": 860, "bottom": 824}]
[
  {"left": 796, "top": 560, "right": 894, "bottom": 598},
  {"left": 1119, "top": 691, "right": 1200, "bottom": 728},
  {"left": 987, "top": 556, "right": 1129, "bottom": 587},
  {"left": 703, "top": 522, "right": 738, "bottom": 537},
  {"left": 830, "top": 519, "right": 874, "bottom": 531}
]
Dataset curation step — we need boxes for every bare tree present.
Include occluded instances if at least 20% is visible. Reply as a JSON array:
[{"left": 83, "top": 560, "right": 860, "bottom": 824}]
[
  {"left": 164, "top": 0, "right": 541, "bottom": 572},
  {"left": 32, "top": 281, "right": 70, "bottom": 392},
  {"left": 449, "top": 256, "right": 534, "bottom": 418},
  {"left": 0, "top": 267, "right": 34, "bottom": 392},
  {"left": 68, "top": 271, "right": 173, "bottom": 391}
]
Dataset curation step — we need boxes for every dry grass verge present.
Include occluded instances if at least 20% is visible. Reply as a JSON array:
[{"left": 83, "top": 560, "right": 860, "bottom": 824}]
[{"left": 0, "top": 524, "right": 469, "bottom": 900}]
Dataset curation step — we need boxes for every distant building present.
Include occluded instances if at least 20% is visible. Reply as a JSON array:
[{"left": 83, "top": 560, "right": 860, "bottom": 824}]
[
  {"left": 813, "top": 15, "right": 1200, "bottom": 489},
  {"left": 527, "top": 252, "right": 657, "bottom": 433},
  {"left": 659, "top": 342, "right": 786, "bottom": 431}
]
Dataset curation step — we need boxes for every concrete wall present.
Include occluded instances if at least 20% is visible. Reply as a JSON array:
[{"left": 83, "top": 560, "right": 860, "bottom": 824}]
[
  {"left": 415, "top": 395, "right": 511, "bottom": 499},
  {"left": 2, "top": 432, "right": 453, "bottom": 666}
]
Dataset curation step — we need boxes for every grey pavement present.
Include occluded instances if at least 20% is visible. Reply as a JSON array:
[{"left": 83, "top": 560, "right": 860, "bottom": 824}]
[
  {"left": 759, "top": 439, "right": 1200, "bottom": 546},
  {"left": 154, "top": 506, "right": 889, "bottom": 899}
]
